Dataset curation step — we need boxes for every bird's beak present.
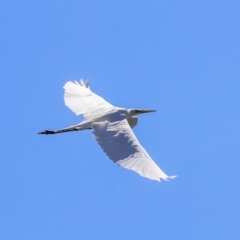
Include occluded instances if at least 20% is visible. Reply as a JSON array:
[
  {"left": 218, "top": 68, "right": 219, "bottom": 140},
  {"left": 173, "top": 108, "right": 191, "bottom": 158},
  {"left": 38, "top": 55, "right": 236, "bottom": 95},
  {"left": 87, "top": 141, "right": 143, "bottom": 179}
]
[{"left": 135, "top": 109, "right": 156, "bottom": 114}]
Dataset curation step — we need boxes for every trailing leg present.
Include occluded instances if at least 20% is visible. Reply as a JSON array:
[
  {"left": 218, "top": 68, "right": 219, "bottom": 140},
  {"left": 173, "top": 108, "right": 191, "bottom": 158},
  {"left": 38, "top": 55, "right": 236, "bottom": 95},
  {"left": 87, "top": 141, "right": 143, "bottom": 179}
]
[{"left": 38, "top": 123, "right": 91, "bottom": 135}]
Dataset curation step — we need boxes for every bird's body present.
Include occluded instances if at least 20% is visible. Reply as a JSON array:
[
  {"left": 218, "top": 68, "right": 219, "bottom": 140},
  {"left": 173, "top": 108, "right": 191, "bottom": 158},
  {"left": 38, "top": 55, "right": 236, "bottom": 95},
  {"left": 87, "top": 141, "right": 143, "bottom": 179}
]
[{"left": 39, "top": 80, "right": 176, "bottom": 182}]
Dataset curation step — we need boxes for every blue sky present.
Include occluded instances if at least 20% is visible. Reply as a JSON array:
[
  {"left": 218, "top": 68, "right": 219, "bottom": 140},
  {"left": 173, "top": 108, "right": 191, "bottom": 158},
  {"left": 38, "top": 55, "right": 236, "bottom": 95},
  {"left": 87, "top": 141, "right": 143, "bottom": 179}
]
[{"left": 1, "top": 1, "right": 240, "bottom": 239}]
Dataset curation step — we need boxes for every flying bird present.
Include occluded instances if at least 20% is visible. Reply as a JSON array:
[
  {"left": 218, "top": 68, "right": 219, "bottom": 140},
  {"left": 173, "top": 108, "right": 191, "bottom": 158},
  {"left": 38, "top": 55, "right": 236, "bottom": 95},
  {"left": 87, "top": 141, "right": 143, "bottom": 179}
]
[{"left": 39, "top": 80, "right": 176, "bottom": 182}]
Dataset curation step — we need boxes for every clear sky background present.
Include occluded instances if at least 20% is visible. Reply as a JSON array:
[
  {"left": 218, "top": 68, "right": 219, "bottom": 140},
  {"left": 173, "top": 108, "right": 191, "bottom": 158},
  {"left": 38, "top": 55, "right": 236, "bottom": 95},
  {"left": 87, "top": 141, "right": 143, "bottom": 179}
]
[{"left": 1, "top": 1, "right": 240, "bottom": 239}]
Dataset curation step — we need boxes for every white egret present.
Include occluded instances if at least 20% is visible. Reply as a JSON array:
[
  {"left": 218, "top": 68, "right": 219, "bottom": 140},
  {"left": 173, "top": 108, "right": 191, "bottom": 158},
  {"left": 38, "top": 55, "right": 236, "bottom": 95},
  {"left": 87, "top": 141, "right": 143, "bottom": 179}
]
[{"left": 39, "top": 79, "right": 176, "bottom": 182}]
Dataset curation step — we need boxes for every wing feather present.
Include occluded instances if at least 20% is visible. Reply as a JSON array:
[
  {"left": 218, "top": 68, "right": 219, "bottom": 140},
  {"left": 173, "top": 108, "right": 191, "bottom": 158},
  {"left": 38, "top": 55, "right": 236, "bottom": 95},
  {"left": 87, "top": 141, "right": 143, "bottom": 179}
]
[
  {"left": 63, "top": 80, "right": 114, "bottom": 119},
  {"left": 92, "top": 120, "right": 176, "bottom": 181}
]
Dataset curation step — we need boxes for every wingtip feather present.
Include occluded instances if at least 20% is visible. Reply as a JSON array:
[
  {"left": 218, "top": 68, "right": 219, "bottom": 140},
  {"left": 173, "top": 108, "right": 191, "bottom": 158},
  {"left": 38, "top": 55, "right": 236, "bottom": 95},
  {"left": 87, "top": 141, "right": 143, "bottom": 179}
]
[{"left": 168, "top": 175, "right": 177, "bottom": 180}]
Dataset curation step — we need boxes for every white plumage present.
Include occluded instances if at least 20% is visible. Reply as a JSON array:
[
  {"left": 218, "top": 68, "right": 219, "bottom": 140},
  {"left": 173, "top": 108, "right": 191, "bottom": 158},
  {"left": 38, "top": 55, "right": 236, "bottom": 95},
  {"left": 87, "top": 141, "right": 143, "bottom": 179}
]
[
  {"left": 39, "top": 79, "right": 176, "bottom": 182},
  {"left": 64, "top": 80, "right": 113, "bottom": 120}
]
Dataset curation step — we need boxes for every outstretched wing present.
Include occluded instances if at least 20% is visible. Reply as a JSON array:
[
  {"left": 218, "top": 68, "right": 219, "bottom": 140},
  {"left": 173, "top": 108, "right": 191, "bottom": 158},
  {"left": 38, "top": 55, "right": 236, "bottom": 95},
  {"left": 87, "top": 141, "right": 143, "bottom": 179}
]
[
  {"left": 92, "top": 119, "right": 176, "bottom": 181},
  {"left": 64, "top": 79, "right": 114, "bottom": 119}
]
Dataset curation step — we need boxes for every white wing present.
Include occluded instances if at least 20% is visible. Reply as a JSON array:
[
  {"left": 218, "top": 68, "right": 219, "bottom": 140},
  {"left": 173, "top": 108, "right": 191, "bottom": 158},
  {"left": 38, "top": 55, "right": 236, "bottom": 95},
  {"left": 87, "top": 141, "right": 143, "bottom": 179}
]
[
  {"left": 64, "top": 79, "right": 114, "bottom": 119},
  {"left": 92, "top": 119, "right": 176, "bottom": 181}
]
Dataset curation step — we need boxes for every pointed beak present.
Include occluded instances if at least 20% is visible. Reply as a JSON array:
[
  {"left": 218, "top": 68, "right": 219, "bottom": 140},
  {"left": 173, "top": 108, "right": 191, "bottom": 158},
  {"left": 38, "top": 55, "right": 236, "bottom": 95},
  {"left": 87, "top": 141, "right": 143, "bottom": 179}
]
[{"left": 135, "top": 109, "right": 156, "bottom": 114}]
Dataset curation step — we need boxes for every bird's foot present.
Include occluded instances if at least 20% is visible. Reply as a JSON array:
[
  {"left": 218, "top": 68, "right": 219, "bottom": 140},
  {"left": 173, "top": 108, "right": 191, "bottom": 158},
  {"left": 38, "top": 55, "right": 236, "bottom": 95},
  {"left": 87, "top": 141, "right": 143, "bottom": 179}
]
[{"left": 38, "top": 130, "right": 56, "bottom": 135}]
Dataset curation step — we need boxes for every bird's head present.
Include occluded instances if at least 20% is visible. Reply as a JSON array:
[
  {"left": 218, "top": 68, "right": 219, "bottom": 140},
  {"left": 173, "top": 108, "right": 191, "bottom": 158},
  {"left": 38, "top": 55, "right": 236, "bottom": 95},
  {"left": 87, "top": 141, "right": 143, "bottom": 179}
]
[{"left": 128, "top": 109, "right": 156, "bottom": 117}]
